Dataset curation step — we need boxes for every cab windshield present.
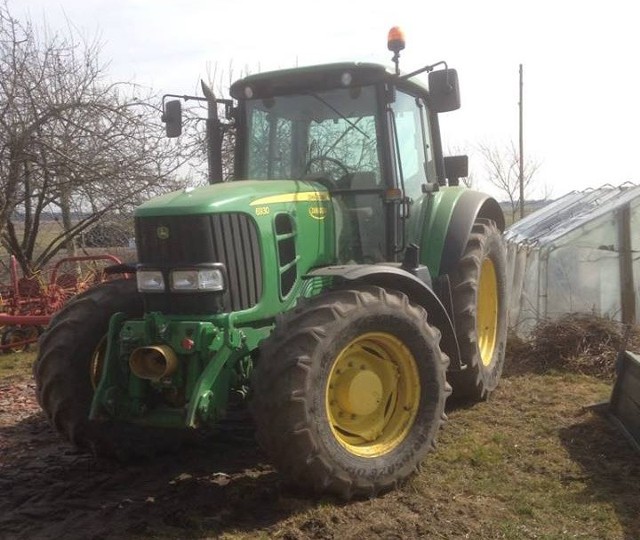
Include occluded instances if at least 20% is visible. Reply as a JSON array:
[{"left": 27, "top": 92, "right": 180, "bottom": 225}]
[{"left": 243, "top": 86, "right": 381, "bottom": 187}]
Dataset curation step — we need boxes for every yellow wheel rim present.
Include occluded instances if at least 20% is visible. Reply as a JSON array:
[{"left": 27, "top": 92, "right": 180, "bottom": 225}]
[
  {"left": 326, "top": 332, "right": 420, "bottom": 457},
  {"left": 477, "top": 258, "right": 498, "bottom": 367},
  {"left": 90, "top": 336, "right": 107, "bottom": 390}
]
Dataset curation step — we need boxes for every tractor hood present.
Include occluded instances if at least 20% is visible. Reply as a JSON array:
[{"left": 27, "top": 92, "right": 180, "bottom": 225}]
[
  {"left": 133, "top": 178, "right": 338, "bottom": 319},
  {"left": 134, "top": 180, "right": 330, "bottom": 217}
]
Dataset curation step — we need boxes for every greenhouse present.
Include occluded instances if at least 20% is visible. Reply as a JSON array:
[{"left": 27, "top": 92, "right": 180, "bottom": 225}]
[{"left": 505, "top": 183, "right": 640, "bottom": 336}]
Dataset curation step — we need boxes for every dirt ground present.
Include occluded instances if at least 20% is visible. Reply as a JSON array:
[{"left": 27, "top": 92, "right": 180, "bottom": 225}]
[
  {"left": 0, "top": 379, "right": 279, "bottom": 540},
  {"left": 1, "top": 364, "right": 639, "bottom": 540}
]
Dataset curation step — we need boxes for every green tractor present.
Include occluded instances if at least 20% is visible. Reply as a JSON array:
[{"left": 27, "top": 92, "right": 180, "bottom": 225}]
[{"left": 34, "top": 30, "right": 507, "bottom": 499}]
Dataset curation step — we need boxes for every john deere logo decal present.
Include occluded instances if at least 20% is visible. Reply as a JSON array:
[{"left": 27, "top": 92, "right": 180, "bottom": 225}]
[
  {"left": 309, "top": 206, "right": 328, "bottom": 220},
  {"left": 157, "top": 226, "right": 170, "bottom": 240}
]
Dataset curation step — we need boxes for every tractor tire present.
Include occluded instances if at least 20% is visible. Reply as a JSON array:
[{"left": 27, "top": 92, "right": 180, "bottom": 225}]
[
  {"left": 448, "top": 220, "right": 508, "bottom": 402},
  {"left": 34, "top": 279, "right": 150, "bottom": 457},
  {"left": 250, "top": 285, "right": 450, "bottom": 499}
]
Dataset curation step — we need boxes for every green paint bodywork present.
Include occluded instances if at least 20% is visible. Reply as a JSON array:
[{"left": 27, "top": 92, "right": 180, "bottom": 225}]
[
  {"left": 89, "top": 180, "right": 483, "bottom": 429},
  {"left": 90, "top": 179, "right": 340, "bottom": 428},
  {"left": 136, "top": 180, "right": 308, "bottom": 216},
  {"left": 412, "top": 186, "right": 468, "bottom": 276},
  {"left": 147, "top": 179, "right": 336, "bottom": 324},
  {"left": 89, "top": 175, "right": 486, "bottom": 430}
]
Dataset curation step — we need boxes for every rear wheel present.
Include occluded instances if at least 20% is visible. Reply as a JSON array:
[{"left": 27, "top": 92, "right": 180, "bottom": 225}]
[
  {"left": 448, "top": 220, "right": 507, "bottom": 401},
  {"left": 250, "top": 286, "right": 450, "bottom": 499}
]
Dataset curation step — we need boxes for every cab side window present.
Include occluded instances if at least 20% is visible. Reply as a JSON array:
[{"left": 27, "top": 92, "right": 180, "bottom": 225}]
[{"left": 390, "top": 91, "right": 433, "bottom": 200}]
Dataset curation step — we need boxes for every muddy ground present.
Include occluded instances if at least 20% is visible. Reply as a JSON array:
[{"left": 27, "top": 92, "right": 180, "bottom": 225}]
[
  {"left": 0, "top": 380, "right": 288, "bottom": 539},
  {"left": 2, "top": 370, "right": 640, "bottom": 540}
]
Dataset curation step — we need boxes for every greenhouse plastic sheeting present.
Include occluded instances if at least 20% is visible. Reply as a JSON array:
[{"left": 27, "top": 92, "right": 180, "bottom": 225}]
[{"left": 505, "top": 184, "right": 640, "bottom": 336}]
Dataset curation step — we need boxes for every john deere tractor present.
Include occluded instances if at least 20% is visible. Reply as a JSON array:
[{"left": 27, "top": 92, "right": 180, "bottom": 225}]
[{"left": 35, "top": 30, "right": 507, "bottom": 499}]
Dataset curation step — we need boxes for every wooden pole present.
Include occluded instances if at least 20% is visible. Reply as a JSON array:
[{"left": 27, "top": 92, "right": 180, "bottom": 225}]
[
  {"left": 618, "top": 203, "right": 636, "bottom": 325},
  {"left": 519, "top": 64, "right": 524, "bottom": 220}
]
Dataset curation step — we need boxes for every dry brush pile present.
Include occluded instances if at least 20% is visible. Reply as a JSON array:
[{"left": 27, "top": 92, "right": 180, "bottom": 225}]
[{"left": 506, "top": 313, "right": 640, "bottom": 379}]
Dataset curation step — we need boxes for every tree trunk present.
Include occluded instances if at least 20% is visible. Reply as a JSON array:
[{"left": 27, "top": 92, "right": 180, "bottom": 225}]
[{"left": 60, "top": 183, "right": 76, "bottom": 258}]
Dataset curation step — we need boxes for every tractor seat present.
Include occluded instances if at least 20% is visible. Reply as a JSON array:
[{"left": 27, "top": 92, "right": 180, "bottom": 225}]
[
  {"left": 345, "top": 171, "right": 380, "bottom": 218},
  {"left": 342, "top": 171, "right": 385, "bottom": 262},
  {"left": 347, "top": 171, "right": 379, "bottom": 190}
]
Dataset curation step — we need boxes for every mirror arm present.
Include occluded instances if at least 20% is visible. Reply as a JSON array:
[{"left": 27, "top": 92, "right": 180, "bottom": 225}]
[
  {"left": 398, "top": 60, "right": 448, "bottom": 81},
  {"left": 162, "top": 93, "right": 233, "bottom": 108}
]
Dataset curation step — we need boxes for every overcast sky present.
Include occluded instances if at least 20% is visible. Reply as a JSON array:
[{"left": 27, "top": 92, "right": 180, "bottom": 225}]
[{"left": 16, "top": 0, "right": 640, "bottom": 199}]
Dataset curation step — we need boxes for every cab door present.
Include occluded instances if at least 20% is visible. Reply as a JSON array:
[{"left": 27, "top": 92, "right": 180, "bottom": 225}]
[{"left": 388, "top": 89, "right": 438, "bottom": 254}]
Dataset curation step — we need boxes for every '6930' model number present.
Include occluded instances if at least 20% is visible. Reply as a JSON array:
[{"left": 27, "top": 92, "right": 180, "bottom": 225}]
[{"left": 255, "top": 206, "right": 270, "bottom": 216}]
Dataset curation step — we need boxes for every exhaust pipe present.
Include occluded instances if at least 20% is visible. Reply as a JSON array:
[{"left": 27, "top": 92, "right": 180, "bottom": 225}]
[{"left": 129, "top": 345, "right": 178, "bottom": 381}]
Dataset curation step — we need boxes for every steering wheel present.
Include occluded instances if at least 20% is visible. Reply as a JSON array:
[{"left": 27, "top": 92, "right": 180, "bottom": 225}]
[{"left": 304, "top": 156, "right": 350, "bottom": 189}]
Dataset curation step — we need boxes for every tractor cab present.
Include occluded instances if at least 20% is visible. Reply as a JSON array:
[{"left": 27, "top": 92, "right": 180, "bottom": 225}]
[
  {"left": 228, "top": 61, "right": 463, "bottom": 264},
  {"left": 163, "top": 47, "right": 464, "bottom": 266},
  {"left": 233, "top": 64, "right": 391, "bottom": 264}
]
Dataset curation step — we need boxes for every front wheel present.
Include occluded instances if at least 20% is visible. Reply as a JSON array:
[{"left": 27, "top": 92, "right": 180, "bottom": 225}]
[
  {"left": 34, "top": 279, "right": 143, "bottom": 453},
  {"left": 448, "top": 220, "right": 508, "bottom": 401},
  {"left": 250, "top": 286, "right": 450, "bottom": 499}
]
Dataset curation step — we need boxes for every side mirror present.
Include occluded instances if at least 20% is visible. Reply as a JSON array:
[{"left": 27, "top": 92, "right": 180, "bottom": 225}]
[
  {"left": 428, "top": 69, "right": 461, "bottom": 113},
  {"left": 162, "top": 100, "right": 182, "bottom": 138},
  {"left": 444, "top": 155, "right": 468, "bottom": 186}
]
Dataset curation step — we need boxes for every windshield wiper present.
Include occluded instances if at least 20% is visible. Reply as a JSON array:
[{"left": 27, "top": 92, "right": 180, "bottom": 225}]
[{"left": 306, "top": 92, "right": 370, "bottom": 139}]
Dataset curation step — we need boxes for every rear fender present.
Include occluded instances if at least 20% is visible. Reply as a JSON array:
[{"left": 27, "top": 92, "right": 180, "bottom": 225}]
[
  {"left": 421, "top": 187, "right": 505, "bottom": 276},
  {"left": 305, "top": 265, "right": 462, "bottom": 370}
]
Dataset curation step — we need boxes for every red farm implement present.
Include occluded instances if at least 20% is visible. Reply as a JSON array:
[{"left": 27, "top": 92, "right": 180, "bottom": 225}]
[{"left": 0, "top": 254, "right": 122, "bottom": 353}]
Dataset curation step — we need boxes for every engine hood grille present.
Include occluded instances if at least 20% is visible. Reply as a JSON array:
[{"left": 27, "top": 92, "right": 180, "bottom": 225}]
[{"left": 135, "top": 212, "right": 262, "bottom": 313}]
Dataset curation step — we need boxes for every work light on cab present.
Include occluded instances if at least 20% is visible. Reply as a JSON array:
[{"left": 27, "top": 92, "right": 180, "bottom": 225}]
[
  {"left": 387, "top": 26, "right": 405, "bottom": 53},
  {"left": 388, "top": 26, "right": 405, "bottom": 75}
]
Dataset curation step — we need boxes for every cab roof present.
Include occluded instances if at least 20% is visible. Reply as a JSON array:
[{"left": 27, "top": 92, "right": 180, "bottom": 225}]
[{"left": 229, "top": 62, "right": 429, "bottom": 100}]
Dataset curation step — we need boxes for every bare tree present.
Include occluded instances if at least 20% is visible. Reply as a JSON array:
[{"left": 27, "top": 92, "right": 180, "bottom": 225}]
[
  {"left": 0, "top": 3, "right": 190, "bottom": 273},
  {"left": 476, "top": 141, "right": 541, "bottom": 221}
]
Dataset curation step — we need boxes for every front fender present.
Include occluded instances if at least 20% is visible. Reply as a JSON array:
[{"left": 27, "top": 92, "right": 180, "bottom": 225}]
[{"left": 305, "top": 264, "right": 463, "bottom": 370}]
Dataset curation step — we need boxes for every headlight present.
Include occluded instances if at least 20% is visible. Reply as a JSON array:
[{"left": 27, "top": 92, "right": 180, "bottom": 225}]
[
  {"left": 170, "top": 268, "right": 224, "bottom": 292},
  {"left": 137, "top": 270, "right": 165, "bottom": 292}
]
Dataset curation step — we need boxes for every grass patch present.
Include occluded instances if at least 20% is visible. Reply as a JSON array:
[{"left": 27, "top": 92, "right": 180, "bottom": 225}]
[
  {"left": 174, "top": 371, "right": 638, "bottom": 540},
  {"left": 0, "top": 351, "right": 36, "bottom": 382}
]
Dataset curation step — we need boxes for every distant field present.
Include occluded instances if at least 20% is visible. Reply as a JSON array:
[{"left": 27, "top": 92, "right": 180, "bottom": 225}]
[{"left": 0, "top": 219, "right": 135, "bottom": 282}]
